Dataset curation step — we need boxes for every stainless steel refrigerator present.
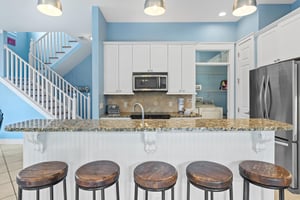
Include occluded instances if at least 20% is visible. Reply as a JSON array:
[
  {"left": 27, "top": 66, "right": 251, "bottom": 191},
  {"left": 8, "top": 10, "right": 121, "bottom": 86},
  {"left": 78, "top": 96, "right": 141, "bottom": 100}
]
[{"left": 250, "top": 60, "right": 299, "bottom": 194}]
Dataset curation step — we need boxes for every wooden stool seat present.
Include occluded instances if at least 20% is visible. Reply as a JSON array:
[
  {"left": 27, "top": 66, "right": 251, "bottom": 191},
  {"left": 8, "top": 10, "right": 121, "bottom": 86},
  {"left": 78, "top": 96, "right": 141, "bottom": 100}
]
[
  {"left": 186, "top": 161, "right": 233, "bottom": 200},
  {"left": 75, "top": 160, "right": 120, "bottom": 200},
  {"left": 134, "top": 161, "right": 177, "bottom": 200},
  {"left": 186, "top": 161, "right": 233, "bottom": 190},
  {"left": 75, "top": 160, "right": 120, "bottom": 189},
  {"left": 239, "top": 160, "right": 292, "bottom": 200},
  {"left": 134, "top": 161, "right": 177, "bottom": 190},
  {"left": 17, "top": 161, "right": 68, "bottom": 189},
  {"left": 239, "top": 160, "right": 292, "bottom": 188},
  {"left": 16, "top": 161, "right": 68, "bottom": 200}
]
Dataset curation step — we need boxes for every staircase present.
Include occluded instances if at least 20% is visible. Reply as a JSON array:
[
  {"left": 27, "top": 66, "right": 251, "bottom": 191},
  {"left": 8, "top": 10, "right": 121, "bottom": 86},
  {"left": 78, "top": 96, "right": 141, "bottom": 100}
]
[{"left": 3, "top": 33, "right": 91, "bottom": 119}]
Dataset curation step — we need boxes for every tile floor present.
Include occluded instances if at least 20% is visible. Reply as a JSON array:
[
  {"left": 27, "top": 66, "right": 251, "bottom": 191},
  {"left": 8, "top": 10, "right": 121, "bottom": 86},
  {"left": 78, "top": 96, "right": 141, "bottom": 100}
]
[
  {"left": 0, "top": 144, "right": 300, "bottom": 200},
  {"left": 0, "top": 144, "right": 22, "bottom": 200}
]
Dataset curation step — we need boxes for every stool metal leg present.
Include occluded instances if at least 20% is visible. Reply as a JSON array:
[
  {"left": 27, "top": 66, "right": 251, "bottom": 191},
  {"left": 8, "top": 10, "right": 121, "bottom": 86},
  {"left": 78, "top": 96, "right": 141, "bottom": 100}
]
[
  {"left": 145, "top": 190, "right": 148, "bottom": 200},
  {"left": 101, "top": 189, "right": 105, "bottom": 200},
  {"left": 171, "top": 187, "right": 174, "bottom": 200},
  {"left": 229, "top": 186, "right": 233, "bottom": 200},
  {"left": 210, "top": 191, "right": 213, "bottom": 200},
  {"left": 187, "top": 181, "right": 190, "bottom": 200},
  {"left": 75, "top": 184, "right": 79, "bottom": 200},
  {"left": 204, "top": 191, "right": 208, "bottom": 200},
  {"left": 93, "top": 190, "right": 96, "bottom": 200},
  {"left": 18, "top": 187, "right": 22, "bottom": 200},
  {"left": 116, "top": 181, "right": 120, "bottom": 200},
  {"left": 36, "top": 189, "right": 40, "bottom": 200},
  {"left": 279, "top": 189, "right": 285, "bottom": 200},
  {"left": 243, "top": 179, "right": 249, "bottom": 200},
  {"left": 50, "top": 186, "right": 54, "bottom": 200},
  {"left": 63, "top": 179, "right": 67, "bottom": 200},
  {"left": 134, "top": 184, "right": 138, "bottom": 200},
  {"left": 162, "top": 190, "right": 165, "bottom": 200}
]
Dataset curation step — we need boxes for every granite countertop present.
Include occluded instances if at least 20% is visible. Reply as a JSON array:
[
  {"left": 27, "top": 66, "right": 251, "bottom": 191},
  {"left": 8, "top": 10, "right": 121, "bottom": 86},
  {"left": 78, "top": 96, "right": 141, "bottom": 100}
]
[
  {"left": 5, "top": 118, "right": 292, "bottom": 132},
  {"left": 102, "top": 112, "right": 201, "bottom": 118}
]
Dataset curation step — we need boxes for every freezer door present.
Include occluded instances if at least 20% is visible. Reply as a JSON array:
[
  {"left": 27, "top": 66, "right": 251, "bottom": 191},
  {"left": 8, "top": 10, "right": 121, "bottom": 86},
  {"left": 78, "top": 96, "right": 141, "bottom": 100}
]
[
  {"left": 250, "top": 67, "right": 266, "bottom": 118},
  {"left": 275, "top": 138, "right": 298, "bottom": 191},
  {"left": 265, "top": 61, "right": 297, "bottom": 141}
]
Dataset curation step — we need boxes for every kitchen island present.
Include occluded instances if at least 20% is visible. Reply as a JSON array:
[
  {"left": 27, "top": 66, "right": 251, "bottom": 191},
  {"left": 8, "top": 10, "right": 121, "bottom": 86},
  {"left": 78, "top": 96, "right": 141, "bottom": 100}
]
[{"left": 6, "top": 118, "right": 292, "bottom": 200}]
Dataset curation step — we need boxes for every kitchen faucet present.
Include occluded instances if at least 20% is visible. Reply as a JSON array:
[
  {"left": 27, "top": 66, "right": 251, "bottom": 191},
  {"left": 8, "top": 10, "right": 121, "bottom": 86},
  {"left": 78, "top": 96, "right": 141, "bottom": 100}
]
[{"left": 133, "top": 103, "right": 144, "bottom": 126}]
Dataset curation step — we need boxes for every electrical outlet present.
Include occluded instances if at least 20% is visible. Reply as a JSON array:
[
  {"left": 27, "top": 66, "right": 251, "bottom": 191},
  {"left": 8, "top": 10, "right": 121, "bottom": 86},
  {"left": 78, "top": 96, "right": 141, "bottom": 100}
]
[{"left": 168, "top": 101, "right": 173, "bottom": 107}]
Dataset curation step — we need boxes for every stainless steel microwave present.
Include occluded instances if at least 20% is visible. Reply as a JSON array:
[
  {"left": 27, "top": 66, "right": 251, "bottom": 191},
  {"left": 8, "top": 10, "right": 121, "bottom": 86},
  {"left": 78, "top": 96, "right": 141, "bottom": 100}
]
[{"left": 133, "top": 73, "right": 168, "bottom": 92}]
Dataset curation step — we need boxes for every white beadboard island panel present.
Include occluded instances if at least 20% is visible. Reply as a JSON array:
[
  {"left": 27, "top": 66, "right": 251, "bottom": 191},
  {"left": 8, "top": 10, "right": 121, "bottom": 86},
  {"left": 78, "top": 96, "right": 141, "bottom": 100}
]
[{"left": 22, "top": 130, "right": 274, "bottom": 200}]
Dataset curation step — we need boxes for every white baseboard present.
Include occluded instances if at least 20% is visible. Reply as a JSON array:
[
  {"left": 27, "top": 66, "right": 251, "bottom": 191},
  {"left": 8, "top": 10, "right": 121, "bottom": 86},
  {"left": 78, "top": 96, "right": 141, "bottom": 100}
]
[{"left": 0, "top": 139, "right": 23, "bottom": 144}]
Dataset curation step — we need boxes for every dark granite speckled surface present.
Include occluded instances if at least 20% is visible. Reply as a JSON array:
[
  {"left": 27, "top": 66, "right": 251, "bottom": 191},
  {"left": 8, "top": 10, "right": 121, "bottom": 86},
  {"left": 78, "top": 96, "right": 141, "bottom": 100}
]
[{"left": 5, "top": 118, "right": 292, "bottom": 132}]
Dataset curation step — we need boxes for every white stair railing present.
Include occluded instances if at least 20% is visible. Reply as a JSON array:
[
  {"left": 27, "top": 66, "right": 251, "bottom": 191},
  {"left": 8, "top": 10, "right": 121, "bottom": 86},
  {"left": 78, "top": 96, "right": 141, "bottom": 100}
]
[
  {"left": 29, "top": 53, "right": 91, "bottom": 119},
  {"left": 4, "top": 46, "right": 91, "bottom": 119},
  {"left": 30, "top": 32, "right": 77, "bottom": 66}
]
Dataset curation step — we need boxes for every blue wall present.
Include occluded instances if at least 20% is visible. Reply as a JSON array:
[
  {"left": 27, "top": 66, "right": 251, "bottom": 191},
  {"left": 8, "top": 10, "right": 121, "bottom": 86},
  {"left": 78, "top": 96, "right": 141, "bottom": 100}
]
[
  {"left": 291, "top": 0, "right": 300, "bottom": 10},
  {"left": 64, "top": 55, "right": 92, "bottom": 94},
  {"left": 92, "top": 6, "right": 107, "bottom": 118},
  {"left": 107, "top": 22, "right": 237, "bottom": 42},
  {"left": 236, "top": 12, "right": 259, "bottom": 40},
  {"left": 258, "top": 4, "right": 291, "bottom": 29},
  {"left": 0, "top": 83, "right": 45, "bottom": 139},
  {"left": 7, "top": 32, "right": 30, "bottom": 62}
]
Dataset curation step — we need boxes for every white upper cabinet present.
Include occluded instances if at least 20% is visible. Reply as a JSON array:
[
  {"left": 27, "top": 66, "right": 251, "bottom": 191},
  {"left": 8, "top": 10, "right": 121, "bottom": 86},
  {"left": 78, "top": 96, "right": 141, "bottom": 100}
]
[
  {"left": 133, "top": 44, "right": 167, "bottom": 72},
  {"left": 104, "top": 44, "right": 133, "bottom": 95},
  {"left": 257, "top": 27, "right": 279, "bottom": 67},
  {"left": 277, "top": 14, "right": 300, "bottom": 61},
  {"left": 167, "top": 45, "right": 195, "bottom": 94},
  {"left": 257, "top": 11, "right": 300, "bottom": 67}
]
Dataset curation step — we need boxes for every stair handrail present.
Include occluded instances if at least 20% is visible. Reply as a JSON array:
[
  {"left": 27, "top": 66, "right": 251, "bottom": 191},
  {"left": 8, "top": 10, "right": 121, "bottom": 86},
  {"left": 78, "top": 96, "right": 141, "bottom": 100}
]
[
  {"left": 30, "top": 32, "right": 77, "bottom": 67},
  {"left": 4, "top": 46, "right": 90, "bottom": 119},
  {"left": 29, "top": 52, "right": 91, "bottom": 119}
]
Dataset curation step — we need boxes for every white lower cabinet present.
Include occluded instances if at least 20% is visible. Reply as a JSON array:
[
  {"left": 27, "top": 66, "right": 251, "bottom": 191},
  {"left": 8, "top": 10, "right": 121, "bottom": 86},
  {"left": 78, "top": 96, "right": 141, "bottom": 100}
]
[
  {"left": 104, "top": 44, "right": 133, "bottom": 95},
  {"left": 167, "top": 45, "right": 195, "bottom": 94}
]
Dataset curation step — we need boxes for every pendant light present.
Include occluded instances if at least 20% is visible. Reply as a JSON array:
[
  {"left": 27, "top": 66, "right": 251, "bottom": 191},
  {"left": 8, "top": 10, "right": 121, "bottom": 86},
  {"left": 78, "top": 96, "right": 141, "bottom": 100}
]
[
  {"left": 144, "top": 0, "right": 166, "bottom": 16},
  {"left": 37, "top": 0, "right": 63, "bottom": 16},
  {"left": 232, "top": 0, "right": 257, "bottom": 17}
]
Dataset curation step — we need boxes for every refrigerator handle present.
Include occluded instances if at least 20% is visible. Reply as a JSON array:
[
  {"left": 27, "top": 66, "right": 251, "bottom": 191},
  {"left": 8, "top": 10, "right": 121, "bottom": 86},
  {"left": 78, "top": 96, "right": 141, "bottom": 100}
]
[
  {"left": 264, "top": 75, "right": 269, "bottom": 119},
  {"left": 259, "top": 76, "right": 265, "bottom": 118}
]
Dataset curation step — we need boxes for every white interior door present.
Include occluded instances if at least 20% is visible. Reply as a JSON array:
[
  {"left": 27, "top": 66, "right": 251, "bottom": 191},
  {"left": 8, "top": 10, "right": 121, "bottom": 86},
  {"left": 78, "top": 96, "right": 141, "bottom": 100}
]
[{"left": 236, "top": 34, "right": 254, "bottom": 118}]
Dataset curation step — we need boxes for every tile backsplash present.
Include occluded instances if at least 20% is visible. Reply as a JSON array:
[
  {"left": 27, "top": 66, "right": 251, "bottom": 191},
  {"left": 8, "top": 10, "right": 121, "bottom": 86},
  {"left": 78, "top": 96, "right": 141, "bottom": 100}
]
[{"left": 106, "top": 92, "right": 193, "bottom": 113}]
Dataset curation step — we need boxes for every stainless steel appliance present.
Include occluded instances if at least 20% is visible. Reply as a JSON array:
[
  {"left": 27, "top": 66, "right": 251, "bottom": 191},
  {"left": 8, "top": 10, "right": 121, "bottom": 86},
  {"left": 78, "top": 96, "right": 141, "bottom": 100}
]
[
  {"left": 133, "top": 73, "right": 167, "bottom": 92},
  {"left": 106, "top": 104, "right": 120, "bottom": 115},
  {"left": 250, "top": 60, "right": 300, "bottom": 193}
]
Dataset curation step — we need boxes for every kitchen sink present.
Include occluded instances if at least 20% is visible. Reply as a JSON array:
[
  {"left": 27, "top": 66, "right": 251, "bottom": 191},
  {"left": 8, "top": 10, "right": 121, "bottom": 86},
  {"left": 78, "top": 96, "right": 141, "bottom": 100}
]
[{"left": 130, "top": 113, "right": 171, "bottom": 119}]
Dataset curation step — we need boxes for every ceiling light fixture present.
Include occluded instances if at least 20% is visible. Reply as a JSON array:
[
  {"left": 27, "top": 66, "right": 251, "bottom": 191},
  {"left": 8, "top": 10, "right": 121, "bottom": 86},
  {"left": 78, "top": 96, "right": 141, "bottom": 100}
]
[
  {"left": 144, "top": 0, "right": 166, "bottom": 16},
  {"left": 37, "top": 0, "right": 63, "bottom": 16},
  {"left": 232, "top": 0, "right": 257, "bottom": 17}
]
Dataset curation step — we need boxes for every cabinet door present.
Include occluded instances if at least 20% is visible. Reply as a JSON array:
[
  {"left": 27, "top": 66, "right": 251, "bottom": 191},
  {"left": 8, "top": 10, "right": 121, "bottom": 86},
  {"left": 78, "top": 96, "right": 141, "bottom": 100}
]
[
  {"left": 278, "top": 14, "right": 300, "bottom": 61},
  {"left": 104, "top": 44, "right": 118, "bottom": 94},
  {"left": 167, "top": 45, "right": 182, "bottom": 94},
  {"left": 119, "top": 45, "right": 133, "bottom": 94},
  {"left": 133, "top": 44, "right": 150, "bottom": 72},
  {"left": 257, "top": 27, "right": 279, "bottom": 67},
  {"left": 151, "top": 44, "right": 168, "bottom": 72},
  {"left": 181, "top": 45, "right": 195, "bottom": 94}
]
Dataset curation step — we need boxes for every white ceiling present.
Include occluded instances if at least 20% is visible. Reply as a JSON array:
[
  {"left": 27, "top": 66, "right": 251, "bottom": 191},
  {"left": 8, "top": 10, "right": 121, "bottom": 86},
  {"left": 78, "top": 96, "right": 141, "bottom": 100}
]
[{"left": 0, "top": 0, "right": 295, "bottom": 35}]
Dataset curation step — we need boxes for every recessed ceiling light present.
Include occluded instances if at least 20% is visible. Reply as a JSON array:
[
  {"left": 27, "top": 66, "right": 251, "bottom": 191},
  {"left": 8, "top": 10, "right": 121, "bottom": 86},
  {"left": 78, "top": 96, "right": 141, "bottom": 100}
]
[{"left": 219, "top": 12, "right": 227, "bottom": 17}]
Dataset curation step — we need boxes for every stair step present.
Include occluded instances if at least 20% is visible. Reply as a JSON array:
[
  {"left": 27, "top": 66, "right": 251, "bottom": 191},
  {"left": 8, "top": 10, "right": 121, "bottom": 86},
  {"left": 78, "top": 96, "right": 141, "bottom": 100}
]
[
  {"left": 68, "top": 40, "right": 78, "bottom": 43},
  {"left": 62, "top": 45, "right": 72, "bottom": 48},
  {"left": 56, "top": 51, "right": 66, "bottom": 54},
  {"left": 49, "top": 56, "right": 59, "bottom": 59},
  {"left": 44, "top": 62, "right": 52, "bottom": 65}
]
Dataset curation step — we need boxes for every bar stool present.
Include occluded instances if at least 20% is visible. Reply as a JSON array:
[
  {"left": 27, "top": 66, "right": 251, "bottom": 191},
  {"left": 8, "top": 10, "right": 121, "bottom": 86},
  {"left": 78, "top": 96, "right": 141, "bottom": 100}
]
[
  {"left": 134, "top": 161, "right": 177, "bottom": 200},
  {"left": 75, "top": 160, "right": 120, "bottom": 200},
  {"left": 239, "top": 160, "right": 292, "bottom": 200},
  {"left": 186, "top": 161, "right": 233, "bottom": 200},
  {"left": 16, "top": 161, "right": 68, "bottom": 200}
]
